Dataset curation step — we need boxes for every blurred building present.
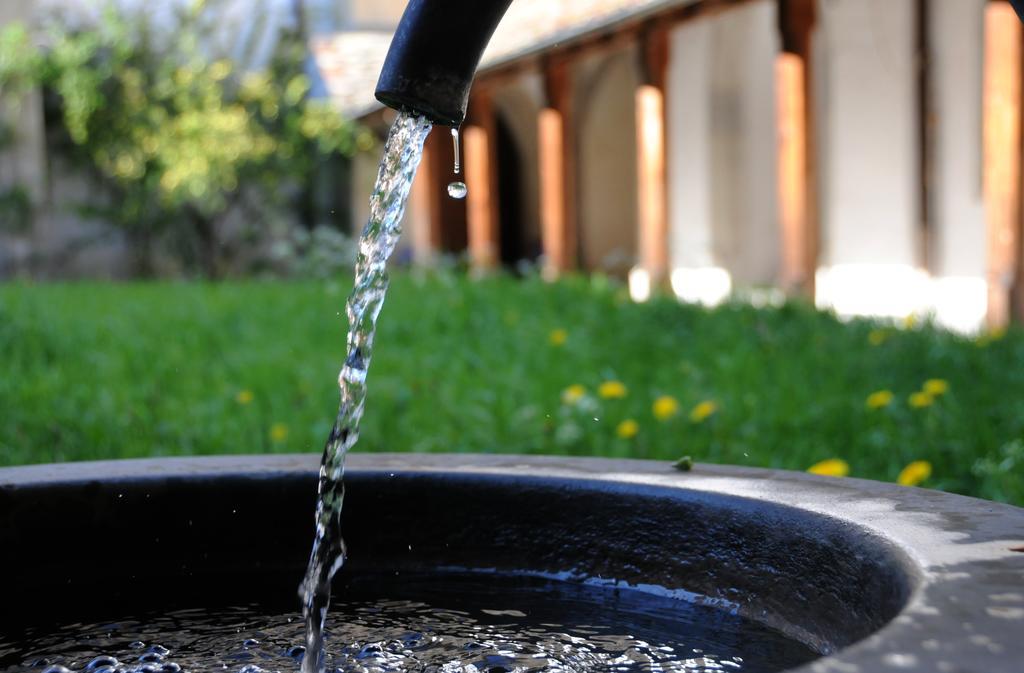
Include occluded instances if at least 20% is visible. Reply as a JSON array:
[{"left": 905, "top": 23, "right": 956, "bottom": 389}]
[
  {"left": 4, "top": 0, "right": 1023, "bottom": 333},
  {"left": 315, "top": 0, "right": 1024, "bottom": 332}
]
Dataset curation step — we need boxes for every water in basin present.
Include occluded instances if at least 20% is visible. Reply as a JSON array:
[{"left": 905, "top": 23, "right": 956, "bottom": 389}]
[{"left": 1, "top": 573, "right": 819, "bottom": 673}]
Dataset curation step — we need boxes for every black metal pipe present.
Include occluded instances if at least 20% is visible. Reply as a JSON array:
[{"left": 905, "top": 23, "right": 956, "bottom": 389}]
[
  {"left": 374, "top": 0, "right": 514, "bottom": 127},
  {"left": 1013, "top": 0, "right": 1024, "bottom": 23}
]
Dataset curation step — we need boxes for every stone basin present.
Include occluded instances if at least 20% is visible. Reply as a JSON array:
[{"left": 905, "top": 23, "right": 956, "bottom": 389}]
[{"left": 1, "top": 454, "right": 1022, "bottom": 672}]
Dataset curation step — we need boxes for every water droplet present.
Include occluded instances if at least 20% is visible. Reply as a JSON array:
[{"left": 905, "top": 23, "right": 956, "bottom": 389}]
[
  {"left": 451, "top": 128, "right": 461, "bottom": 175},
  {"left": 447, "top": 182, "right": 467, "bottom": 199},
  {"left": 87, "top": 657, "right": 118, "bottom": 670},
  {"left": 358, "top": 643, "right": 384, "bottom": 659}
]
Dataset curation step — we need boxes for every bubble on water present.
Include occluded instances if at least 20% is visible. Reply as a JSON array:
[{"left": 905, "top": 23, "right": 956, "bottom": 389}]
[
  {"left": 238, "top": 666, "right": 264, "bottom": 673},
  {"left": 86, "top": 657, "right": 118, "bottom": 670},
  {"left": 138, "top": 652, "right": 164, "bottom": 663},
  {"left": 447, "top": 181, "right": 467, "bottom": 199},
  {"left": 357, "top": 643, "right": 383, "bottom": 659},
  {"left": 242, "top": 639, "right": 260, "bottom": 649},
  {"left": 42, "top": 666, "right": 71, "bottom": 673},
  {"left": 158, "top": 664, "right": 181, "bottom": 673},
  {"left": 129, "top": 642, "right": 146, "bottom": 650},
  {"left": 147, "top": 646, "right": 170, "bottom": 657},
  {"left": 286, "top": 646, "right": 306, "bottom": 660}
]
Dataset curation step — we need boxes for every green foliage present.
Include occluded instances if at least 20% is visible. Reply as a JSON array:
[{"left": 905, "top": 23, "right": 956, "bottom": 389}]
[
  {"left": 0, "top": 25, "right": 43, "bottom": 232},
  {"left": 0, "top": 23, "right": 43, "bottom": 102},
  {"left": 1, "top": 274, "right": 1022, "bottom": 506},
  {"left": 0, "top": 186, "right": 32, "bottom": 232},
  {"left": 973, "top": 439, "right": 1024, "bottom": 504},
  {"left": 0, "top": 2, "right": 372, "bottom": 274}
]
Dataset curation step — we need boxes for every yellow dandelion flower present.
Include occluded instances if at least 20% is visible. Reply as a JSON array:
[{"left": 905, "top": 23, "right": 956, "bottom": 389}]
[
  {"left": 897, "top": 460, "right": 932, "bottom": 487},
  {"left": 561, "top": 384, "right": 587, "bottom": 405},
  {"left": 922, "top": 379, "right": 949, "bottom": 397},
  {"left": 598, "top": 380, "right": 628, "bottom": 399},
  {"left": 868, "top": 329, "right": 888, "bottom": 346},
  {"left": 908, "top": 391, "right": 934, "bottom": 409},
  {"left": 807, "top": 458, "right": 850, "bottom": 478},
  {"left": 269, "top": 423, "right": 289, "bottom": 442},
  {"left": 235, "top": 389, "right": 254, "bottom": 405},
  {"left": 616, "top": 419, "right": 639, "bottom": 439},
  {"left": 690, "top": 400, "right": 718, "bottom": 423},
  {"left": 549, "top": 328, "right": 568, "bottom": 346},
  {"left": 866, "top": 390, "right": 894, "bottom": 410},
  {"left": 902, "top": 314, "right": 918, "bottom": 330},
  {"left": 652, "top": 395, "right": 680, "bottom": 421}
]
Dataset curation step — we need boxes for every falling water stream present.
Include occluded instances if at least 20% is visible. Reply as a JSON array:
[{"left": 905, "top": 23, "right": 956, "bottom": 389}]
[{"left": 298, "top": 111, "right": 433, "bottom": 673}]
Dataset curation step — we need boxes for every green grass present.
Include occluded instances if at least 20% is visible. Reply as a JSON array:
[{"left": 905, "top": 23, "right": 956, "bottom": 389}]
[{"left": 2, "top": 273, "right": 1023, "bottom": 505}]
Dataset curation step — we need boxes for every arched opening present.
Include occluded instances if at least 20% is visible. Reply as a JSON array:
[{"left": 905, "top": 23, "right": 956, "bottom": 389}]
[
  {"left": 577, "top": 49, "right": 639, "bottom": 278},
  {"left": 492, "top": 80, "right": 544, "bottom": 271},
  {"left": 496, "top": 113, "right": 535, "bottom": 268}
]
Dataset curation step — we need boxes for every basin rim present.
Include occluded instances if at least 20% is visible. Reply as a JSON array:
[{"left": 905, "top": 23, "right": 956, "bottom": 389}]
[{"left": 2, "top": 453, "right": 1022, "bottom": 673}]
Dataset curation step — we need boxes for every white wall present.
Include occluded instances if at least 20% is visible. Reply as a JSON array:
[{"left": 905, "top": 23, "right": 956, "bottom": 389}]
[
  {"left": 667, "top": 18, "right": 714, "bottom": 271},
  {"left": 577, "top": 47, "right": 639, "bottom": 276},
  {"left": 665, "top": 0, "right": 779, "bottom": 303},
  {"left": 814, "top": 0, "right": 925, "bottom": 319},
  {"left": 928, "top": 0, "right": 987, "bottom": 331},
  {"left": 814, "top": 0, "right": 990, "bottom": 331},
  {"left": 818, "top": 0, "right": 918, "bottom": 268},
  {"left": 709, "top": 0, "right": 780, "bottom": 285}
]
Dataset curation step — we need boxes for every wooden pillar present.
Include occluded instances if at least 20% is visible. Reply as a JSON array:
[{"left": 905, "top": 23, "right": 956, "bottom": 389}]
[
  {"left": 409, "top": 127, "right": 470, "bottom": 263},
  {"left": 776, "top": 0, "right": 818, "bottom": 297},
  {"left": 983, "top": 0, "right": 1022, "bottom": 327},
  {"left": 408, "top": 139, "right": 440, "bottom": 265},
  {"left": 775, "top": 53, "right": 808, "bottom": 292},
  {"left": 539, "top": 59, "right": 577, "bottom": 278},
  {"left": 635, "top": 27, "right": 670, "bottom": 288},
  {"left": 465, "top": 93, "right": 500, "bottom": 271}
]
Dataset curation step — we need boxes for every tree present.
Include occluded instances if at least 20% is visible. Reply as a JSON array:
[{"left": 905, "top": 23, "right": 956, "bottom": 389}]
[
  {"left": 0, "top": 0, "right": 372, "bottom": 276},
  {"left": 0, "top": 24, "right": 42, "bottom": 235}
]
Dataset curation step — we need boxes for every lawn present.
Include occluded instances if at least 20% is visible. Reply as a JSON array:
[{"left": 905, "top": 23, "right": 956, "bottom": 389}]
[{"left": 1, "top": 272, "right": 1022, "bottom": 505}]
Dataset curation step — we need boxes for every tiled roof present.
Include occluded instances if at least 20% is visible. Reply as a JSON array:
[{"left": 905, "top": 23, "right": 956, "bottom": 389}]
[
  {"left": 310, "top": 30, "right": 394, "bottom": 118},
  {"left": 313, "top": 0, "right": 688, "bottom": 119}
]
